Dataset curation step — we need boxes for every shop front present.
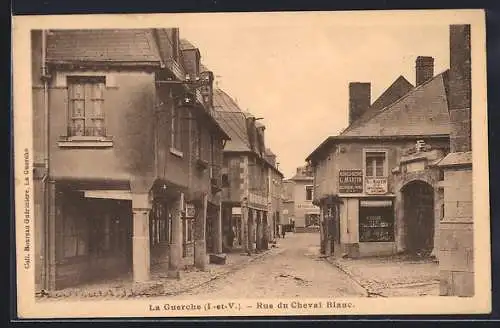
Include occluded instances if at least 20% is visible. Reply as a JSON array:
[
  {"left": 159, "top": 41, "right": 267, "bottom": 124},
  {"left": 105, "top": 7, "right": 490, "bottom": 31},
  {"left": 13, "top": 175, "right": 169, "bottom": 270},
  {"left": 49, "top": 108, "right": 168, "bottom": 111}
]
[
  {"left": 321, "top": 167, "right": 398, "bottom": 258},
  {"left": 53, "top": 186, "right": 134, "bottom": 290}
]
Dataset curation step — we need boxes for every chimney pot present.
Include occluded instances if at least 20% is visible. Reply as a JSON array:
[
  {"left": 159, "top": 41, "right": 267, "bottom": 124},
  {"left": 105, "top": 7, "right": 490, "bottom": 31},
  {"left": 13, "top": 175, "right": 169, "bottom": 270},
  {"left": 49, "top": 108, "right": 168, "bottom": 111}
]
[
  {"left": 348, "top": 82, "right": 371, "bottom": 125},
  {"left": 415, "top": 56, "right": 435, "bottom": 86}
]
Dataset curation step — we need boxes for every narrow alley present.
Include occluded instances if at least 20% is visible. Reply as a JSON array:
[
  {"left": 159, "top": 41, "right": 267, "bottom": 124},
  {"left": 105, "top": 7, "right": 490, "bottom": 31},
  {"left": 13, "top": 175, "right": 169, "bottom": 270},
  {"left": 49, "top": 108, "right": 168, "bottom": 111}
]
[{"left": 168, "top": 233, "right": 366, "bottom": 299}]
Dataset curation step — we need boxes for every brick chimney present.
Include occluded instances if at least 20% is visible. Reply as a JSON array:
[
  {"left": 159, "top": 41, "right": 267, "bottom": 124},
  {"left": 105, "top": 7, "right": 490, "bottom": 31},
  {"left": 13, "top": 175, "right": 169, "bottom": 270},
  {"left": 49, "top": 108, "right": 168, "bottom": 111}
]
[
  {"left": 415, "top": 56, "right": 435, "bottom": 86},
  {"left": 348, "top": 82, "right": 371, "bottom": 125},
  {"left": 449, "top": 24, "right": 472, "bottom": 153}
]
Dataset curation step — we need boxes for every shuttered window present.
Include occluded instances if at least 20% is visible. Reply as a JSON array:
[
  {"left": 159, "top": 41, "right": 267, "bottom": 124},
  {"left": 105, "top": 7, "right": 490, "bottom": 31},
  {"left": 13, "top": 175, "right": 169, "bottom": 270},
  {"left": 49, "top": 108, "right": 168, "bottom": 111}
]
[{"left": 67, "top": 76, "right": 106, "bottom": 137}]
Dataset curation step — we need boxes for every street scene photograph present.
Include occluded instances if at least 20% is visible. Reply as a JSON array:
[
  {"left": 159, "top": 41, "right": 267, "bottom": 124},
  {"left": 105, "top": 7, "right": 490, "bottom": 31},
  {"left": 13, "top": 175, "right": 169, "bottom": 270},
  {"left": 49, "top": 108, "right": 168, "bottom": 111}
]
[{"left": 13, "top": 10, "right": 490, "bottom": 318}]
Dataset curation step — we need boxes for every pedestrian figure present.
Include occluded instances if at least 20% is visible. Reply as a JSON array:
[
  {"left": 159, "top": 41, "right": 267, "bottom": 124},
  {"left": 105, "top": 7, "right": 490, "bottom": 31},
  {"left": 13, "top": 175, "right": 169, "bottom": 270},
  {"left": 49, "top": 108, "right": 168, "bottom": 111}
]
[
  {"left": 228, "top": 226, "right": 235, "bottom": 248},
  {"left": 281, "top": 224, "right": 286, "bottom": 238}
]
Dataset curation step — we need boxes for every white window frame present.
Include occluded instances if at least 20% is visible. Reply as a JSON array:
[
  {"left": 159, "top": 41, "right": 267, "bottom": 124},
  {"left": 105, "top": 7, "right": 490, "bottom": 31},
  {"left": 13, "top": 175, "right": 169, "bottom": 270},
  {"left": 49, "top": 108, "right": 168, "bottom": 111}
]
[
  {"left": 362, "top": 148, "right": 389, "bottom": 178},
  {"left": 66, "top": 75, "right": 107, "bottom": 139}
]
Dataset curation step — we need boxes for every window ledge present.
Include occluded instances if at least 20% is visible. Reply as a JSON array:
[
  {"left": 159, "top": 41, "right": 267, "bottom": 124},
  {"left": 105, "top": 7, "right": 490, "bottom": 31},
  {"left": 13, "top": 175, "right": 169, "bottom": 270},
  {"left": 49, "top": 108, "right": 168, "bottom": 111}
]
[
  {"left": 58, "top": 136, "right": 113, "bottom": 148},
  {"left": 170, "top": 147, "right": 184, "bottom": 158}
]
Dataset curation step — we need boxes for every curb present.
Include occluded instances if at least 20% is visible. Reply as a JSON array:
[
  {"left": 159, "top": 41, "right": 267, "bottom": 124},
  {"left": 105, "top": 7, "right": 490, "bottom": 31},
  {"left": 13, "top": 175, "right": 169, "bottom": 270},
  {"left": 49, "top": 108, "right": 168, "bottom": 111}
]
[
  {"left": 322, "top": 257, "right": 372, "bottom": 297},
  {"left": 322, "top": 257, "right": 439, "bottom": 298}
]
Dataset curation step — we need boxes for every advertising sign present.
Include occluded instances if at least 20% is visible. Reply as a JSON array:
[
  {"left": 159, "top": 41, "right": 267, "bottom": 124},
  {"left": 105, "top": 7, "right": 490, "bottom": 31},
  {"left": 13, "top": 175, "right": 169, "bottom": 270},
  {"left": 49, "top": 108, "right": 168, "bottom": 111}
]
[
  {"left": 365, "top": 177, "right": 388, "bottom": 195},
  {"left": 338, "top": 169, "right": 363, "bottom": 193}
]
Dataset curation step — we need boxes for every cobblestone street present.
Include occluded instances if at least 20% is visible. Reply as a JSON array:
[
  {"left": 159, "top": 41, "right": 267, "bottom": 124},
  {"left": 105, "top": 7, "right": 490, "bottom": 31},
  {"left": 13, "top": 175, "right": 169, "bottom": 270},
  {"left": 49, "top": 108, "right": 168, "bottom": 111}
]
[{"left": 167, "top": 233, "right": 366, "bottom": 299}]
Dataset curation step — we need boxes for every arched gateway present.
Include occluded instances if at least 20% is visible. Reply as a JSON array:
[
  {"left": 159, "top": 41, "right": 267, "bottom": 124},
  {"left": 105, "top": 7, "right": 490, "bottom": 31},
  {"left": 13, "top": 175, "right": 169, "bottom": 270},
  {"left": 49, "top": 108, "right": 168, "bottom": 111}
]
[{"left": 402, "top": 180, "right": 435, "bottom": 255}]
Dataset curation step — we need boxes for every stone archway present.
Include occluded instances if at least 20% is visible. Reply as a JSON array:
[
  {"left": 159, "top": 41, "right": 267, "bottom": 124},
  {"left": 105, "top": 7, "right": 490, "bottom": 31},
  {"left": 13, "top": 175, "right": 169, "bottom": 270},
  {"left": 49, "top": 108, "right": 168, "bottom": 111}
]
[{"left": 402, "top": 180, "right": 435, "bottom": 255}]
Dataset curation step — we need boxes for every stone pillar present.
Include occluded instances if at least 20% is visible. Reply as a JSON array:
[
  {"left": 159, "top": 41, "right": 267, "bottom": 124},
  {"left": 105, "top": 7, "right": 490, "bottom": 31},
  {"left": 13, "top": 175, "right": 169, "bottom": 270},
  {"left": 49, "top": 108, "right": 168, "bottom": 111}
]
[
  {"left": 248, "top": 209, "right": 256, "bottom": 253},
  {"left": 262, "top": 211, "right": 269, "bottom": 250},
  {"left": 214, "top": 202, "right": 223, "bottom": 254},
  {"left": 168, "top": 193, "right": 184, "bottom": 279},
  {"left": 319, "top": 206, "right": 325, "bottom": 254},
  {"left": 325, "top": 207, "right": 332, "bottom": 257},
  {"left": 439, "top": 24, "right": 473, "bottom": 297},
  {"left": 194, "top": 193, "right": 208, "bottom": 270},
  {"left": 256, "top": 211, "right": 262, "bottom": 251},
  {"left": 439, "top": 166, "right": 474, "bottom": 296},
  {"left": 241, "top": 198, "right": 249, "bottom": 254},
  {"left": 430, "top": 186, "right": 442, "bottom": 259},
  {"left": 132, "top": 192, "right": 152, "bottom": 283},
  {"left": 395, "top": 189, "right": 406, "bottom": 253}
]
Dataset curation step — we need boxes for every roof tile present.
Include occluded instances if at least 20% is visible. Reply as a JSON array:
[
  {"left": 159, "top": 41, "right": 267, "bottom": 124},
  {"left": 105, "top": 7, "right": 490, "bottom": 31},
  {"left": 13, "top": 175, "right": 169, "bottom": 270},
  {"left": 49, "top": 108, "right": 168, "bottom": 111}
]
[
  {"left": 341, "top": 72, "right": 450, "bottom": 137},
  {"left": 46, "top": 29, "right": 161, "bottom": 63}
]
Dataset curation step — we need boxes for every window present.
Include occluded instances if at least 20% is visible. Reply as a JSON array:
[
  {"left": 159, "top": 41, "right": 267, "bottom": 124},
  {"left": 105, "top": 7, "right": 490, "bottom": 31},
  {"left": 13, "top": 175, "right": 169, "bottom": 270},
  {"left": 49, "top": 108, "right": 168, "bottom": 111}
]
[
  {"left": 305, "top": 185, "right": 314, "bottom": 201},
  {"left": 365, "top": 151, "right": 387, "bottom": 177},
  {"left": 171, "top": 106, "right": 182, "bottom": 151},
  {"left": 183, "top": 218, "right": 194, "bottom": 243},
  {"left": 358, "top": 200, "right": 394, "bottom": 242},
  {"left": 150, "top": 202, "right": 169, "bottom": 246},
  {"left": 67, "top": 76, "right": 106, "bottom": 137}
]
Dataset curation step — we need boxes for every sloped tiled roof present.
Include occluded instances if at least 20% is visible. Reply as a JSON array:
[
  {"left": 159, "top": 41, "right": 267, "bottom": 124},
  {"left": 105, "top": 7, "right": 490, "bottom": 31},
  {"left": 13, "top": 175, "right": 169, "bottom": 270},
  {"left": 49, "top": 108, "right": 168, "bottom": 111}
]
[
  {"left": 341, "top": 75, "right": 414, "bottom": 135},
  {"left": 265, "top": 148, "right": 276, "bottom": 157},
  {"left": 213, "top": 89, "right": 251, "bottom": 152},
  {"left": 46, "top": 29, "right": 162, "bottom": 64},
  {"left": 306, "top": 71, "right": 451, "bottom": 162},
  {"left": 438, "top": 151, "right": 472, "bottom": 167},
  {"left": 180, "top": 38, "right": 197, "bottom": 50},
  {"left": 341, "top": 71, "right": 450, "bottom": 137},
  {"left": 213, "top": 88, "right": 283, "bottom": 176}
]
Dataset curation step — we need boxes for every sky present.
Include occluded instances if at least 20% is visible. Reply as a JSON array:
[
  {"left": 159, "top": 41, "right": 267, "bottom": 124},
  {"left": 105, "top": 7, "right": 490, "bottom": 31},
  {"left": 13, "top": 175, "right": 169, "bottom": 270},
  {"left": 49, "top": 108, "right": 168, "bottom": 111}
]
[{"left": 179, "top": 14, "right": 451, "bottom": 179}]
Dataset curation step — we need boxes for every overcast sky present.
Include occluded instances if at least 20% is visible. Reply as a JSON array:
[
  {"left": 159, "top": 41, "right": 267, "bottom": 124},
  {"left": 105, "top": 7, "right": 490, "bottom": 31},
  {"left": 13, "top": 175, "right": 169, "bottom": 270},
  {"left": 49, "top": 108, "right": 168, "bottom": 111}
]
[{"left": 179, "top": 14, "right": 451, "bottom": 179}]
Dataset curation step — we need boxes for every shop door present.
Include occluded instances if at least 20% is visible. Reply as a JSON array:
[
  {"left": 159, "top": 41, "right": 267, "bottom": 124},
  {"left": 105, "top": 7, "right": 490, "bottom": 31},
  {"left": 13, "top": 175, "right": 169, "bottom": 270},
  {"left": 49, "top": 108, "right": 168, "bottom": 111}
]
[
  {"left": 403, "top": 181, "right": 435, "bottom": 255},
  {"left": 86, "top": 199, "right": 131, "bottom": 279}
]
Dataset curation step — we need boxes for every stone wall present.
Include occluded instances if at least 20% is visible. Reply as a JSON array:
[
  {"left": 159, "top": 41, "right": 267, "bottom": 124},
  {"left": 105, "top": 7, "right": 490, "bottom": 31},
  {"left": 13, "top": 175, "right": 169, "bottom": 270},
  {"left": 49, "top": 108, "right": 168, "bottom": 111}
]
[{"left": 439, "top": 165, "right": 474, "bottom": 296}]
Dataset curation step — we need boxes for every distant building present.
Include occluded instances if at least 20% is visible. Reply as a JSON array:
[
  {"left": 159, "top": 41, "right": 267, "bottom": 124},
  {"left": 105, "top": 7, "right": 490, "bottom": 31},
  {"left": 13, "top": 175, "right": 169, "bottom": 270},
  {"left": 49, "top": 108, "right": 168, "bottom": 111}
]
[
  {"left": 283, "top": 165, "right": 320, "bottom": 232},
  {"left": 212, "top": 89, "right": 283, "bottom": 253},
  {"left": 281, "top": 180, "right": 295, "bottom": 226}
]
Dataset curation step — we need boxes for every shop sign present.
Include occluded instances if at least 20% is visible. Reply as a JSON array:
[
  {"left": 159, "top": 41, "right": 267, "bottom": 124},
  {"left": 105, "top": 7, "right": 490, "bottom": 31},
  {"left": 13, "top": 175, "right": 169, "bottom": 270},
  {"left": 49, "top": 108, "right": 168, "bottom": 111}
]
[
  {"left": 185, "top": 203, "right": 196, "bottom": 218},
  {"left": 297, "top": 203, "right": 318, "bottom": 209},
  {"left": 365, "top": 177, "right": 388, "bottom": 195},
  {"left": 338, "top": 169, "right": 363, "bottom": 193}
]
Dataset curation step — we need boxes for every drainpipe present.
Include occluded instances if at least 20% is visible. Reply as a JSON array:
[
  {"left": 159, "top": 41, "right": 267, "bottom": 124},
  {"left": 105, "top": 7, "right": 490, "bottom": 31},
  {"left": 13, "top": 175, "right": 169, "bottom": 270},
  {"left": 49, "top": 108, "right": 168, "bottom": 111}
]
[{"left": 41, "top": 29, "right": 51, "bottom": 290}]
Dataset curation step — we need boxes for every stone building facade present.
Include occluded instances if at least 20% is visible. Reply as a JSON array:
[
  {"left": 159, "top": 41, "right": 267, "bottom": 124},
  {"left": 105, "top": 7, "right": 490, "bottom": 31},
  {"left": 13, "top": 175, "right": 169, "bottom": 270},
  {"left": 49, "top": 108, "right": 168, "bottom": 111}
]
[
  {"left": 306, "top": 25, "right": 473, "bottom": 262},
  {"left": 437, "top": 24, "right": 474, "bottom": 297},
  {"left": 32, "top": 29, "right": 229, "bottom": 291},
  {"left": 283, "top": 165, "right": 320, "bottom": 232},
  {"left": 212, "top": 89, "right": 283, "bottom": 253}
]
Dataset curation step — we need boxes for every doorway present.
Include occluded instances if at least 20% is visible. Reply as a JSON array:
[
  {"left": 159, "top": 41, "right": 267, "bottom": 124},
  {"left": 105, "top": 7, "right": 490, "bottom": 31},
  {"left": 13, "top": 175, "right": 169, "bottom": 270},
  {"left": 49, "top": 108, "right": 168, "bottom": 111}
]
[{"left": 402, "top": 180, "right": 435, "bottom": 255}]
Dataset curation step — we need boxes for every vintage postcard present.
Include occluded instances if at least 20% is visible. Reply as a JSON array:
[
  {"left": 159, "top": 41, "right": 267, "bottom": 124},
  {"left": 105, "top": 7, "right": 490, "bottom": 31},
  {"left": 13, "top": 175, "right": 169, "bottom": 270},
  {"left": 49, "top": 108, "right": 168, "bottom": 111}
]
[{"left": 13, "top": 9, "right": 490, "bottom": 319}]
